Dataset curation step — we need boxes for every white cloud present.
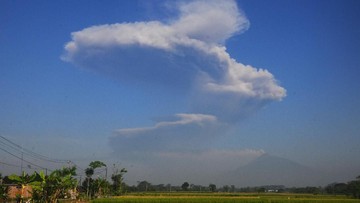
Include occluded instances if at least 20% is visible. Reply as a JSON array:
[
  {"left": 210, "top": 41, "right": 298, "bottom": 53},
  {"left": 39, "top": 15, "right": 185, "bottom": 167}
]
[
  {"left": 62, "top": 0, "right": 285, "bottom": 123},
  {"left": 63, "top": 0, "right": 286, "bottom": 162},
  {"left": 110, "top": 113, "right": 223, "bottom": 155},
  {"left": 172, "top": 0, "right": 248, "bottom": 43},
  {"left": 62, "top": 0, "right": 247, "bottom": 59},
  {"left": 115, "top": 113, "right": 217, "bottom": 136}
]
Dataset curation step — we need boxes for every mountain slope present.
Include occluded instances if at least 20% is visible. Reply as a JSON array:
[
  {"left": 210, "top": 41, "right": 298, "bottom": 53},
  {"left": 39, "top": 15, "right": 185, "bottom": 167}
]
[{"left": 225, "top": 154, "right": 325, "bottom": 187}]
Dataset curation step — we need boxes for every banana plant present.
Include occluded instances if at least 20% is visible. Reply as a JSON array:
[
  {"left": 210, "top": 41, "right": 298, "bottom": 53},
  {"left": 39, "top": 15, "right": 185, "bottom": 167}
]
[
  {"left": 42, "top": 166, "right": 77, "bottom": 203},
  {"left": 29, "top": 171, "right": 46, "bottom": 203},
  {"left": 8, "top": 171, "right": 43, "bottom": 202}
]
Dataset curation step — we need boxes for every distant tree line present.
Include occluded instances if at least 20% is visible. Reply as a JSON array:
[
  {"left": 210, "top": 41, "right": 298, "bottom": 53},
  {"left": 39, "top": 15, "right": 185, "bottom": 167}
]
[
  {"left": 121, "top": 176, "right": 360, "bottom": 199},
  {"left": 324, "top": 176, "right": 360, "bottom": 198},
  {"left": 123, "top": 181, "right": 219, "bottom": 193}
]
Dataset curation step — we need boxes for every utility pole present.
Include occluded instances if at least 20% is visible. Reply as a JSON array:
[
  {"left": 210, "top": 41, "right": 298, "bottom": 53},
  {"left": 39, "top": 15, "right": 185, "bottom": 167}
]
[{"left": 20, "top": 151, "right": 23, "bottom": 174}]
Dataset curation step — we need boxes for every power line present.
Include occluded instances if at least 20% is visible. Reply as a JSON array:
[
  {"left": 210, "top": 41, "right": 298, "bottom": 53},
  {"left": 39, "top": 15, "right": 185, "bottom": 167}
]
[
  {"left": 0, "top": 135, "right": 70, "bottom": 164},
  {"left": 0, "top": 136, "right": 95, "bottom": 177},
  {"left": 0, "top": 135, "right": 75, "bottom": 172},
  {"left": 0, "top": 146, "right": 50, "bottom": 171},
  {"left": 0, "top": 161, "right": 20, "bottom": 168}
]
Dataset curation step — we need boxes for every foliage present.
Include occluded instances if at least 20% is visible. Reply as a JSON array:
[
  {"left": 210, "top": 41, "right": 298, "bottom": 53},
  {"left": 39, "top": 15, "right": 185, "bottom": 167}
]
[
  {"left": 85, "top": 160, "right": 107, "bottom": 199},
  {"left": 4, "top": 163, "right": 359, "bottom": 202},
  {"left": 8, "top": 171, "right": 41, "bottom": 186},
  {"left": 324, "top": 175, "right": 360, "bottom": 198},
  {"left": 0, "top": 173, "right": 9, "bottom": 202},
  {"left": 111, "top": 168, "right": 127, "bottom": 195},
  {"left": 181, "top": 182, "right": 189, "bottom": 191},
  {"left": 137, "top": 181, "right": 152, "bottom": 192},
  {"left": 289, "top": 187, "right": 321, "bottom": 194},
  {"left": 91, "top": 193, "right": 360, "bottom": 203},
  {"left": 29, "top": 171, "right": 46, "bottom": 202},
  {"left": 209, "top": 184, "right": 217, "bottom": 192},
  {"left": 89, "top": 161, "right": 107, "bottom": 169},
  {"left": 347, "top": 177, "right": 360, "bottom": 199},
  {"left": 31, "top": 166, "right": 77, "bottom": 203},
  {"left": 94, "top": 178, "right": 111, "bottom": 197},
  {"left": 221, "top": 185, "right": 230, "bottom": 192},
  {"left": 85, "top": 168, "right": 95, "bottom": 178},
  {"left": 325, "top": 183, "right": 348, "bottom": 195},
  {"left": 83, "top": 177, "right": 111, "bottom": 199},
  {"left": 8, "top": 171, "right": 42, "bottom": 202},
  {"left": 82, "top": 162, "right": 127, "bottom": 198}
]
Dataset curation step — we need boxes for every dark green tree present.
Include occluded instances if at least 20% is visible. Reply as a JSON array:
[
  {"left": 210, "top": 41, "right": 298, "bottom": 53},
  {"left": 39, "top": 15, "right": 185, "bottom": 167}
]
[
  {"left": 209, "top": 183, "right": 216, "bottom": 192},
  {"left": 137, "top": 181, "right": 151, "bottom": 192},
  {"left": 85, "top": 161, "right": 106, "bottom": 199},
  {"left": 85, "top": 167, "right": 94, "bottom": 198},
  {"left": 222, "top": 185, "right": 230, "bottom": 192},
  {"left": 89, "top": 161, "right": 107, "bottom": 169},
  {"left": 181, "top": 182, "right": 190, "bottom": 191},
  {"left": 111, "top": 168, "right": 127, "bottom": 195},
  {"left": 0, "top": 173, "right": 9, "bottom": 202},
  {"left": 325, "top": 183, "right": 348, "bottom": 195},
  {"left": 347, "top": 176, "right": 360, "bottom": 199},
  {"left": 230, "top": 185, "right": 236, "bottom": 193}
]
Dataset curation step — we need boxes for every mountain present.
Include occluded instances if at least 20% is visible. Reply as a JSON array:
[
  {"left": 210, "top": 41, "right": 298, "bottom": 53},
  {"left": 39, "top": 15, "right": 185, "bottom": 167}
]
[{"left": 223, "top": 154, "right": 326, "bottom": 187}]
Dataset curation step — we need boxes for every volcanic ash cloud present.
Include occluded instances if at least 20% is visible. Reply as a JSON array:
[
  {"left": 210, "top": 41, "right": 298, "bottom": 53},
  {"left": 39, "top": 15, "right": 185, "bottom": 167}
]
[{"left": 62, "top": 0, "right": 286, "bottom": 156}]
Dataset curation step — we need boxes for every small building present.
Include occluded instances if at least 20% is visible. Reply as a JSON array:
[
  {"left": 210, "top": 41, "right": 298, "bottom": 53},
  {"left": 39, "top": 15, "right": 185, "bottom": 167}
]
[{"left": 6, "top": 184, "right": 33, "bottom": 199}]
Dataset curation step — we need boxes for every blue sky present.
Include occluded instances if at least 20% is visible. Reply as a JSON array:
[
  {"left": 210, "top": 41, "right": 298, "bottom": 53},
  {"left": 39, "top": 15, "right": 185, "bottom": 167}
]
[{"left": 1, "top": 0, "right": 360, "bottom": 186}]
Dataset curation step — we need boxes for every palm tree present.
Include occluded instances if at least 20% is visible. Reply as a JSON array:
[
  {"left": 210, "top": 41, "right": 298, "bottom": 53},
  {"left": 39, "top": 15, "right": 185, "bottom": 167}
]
[{"left": 85, "top": 161, "right": 106, "bottom": 199}]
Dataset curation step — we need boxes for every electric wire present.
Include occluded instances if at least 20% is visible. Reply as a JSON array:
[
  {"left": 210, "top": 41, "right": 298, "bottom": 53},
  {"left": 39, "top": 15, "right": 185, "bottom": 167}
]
[
  {"left": 0, "top": 161, "right": 20, "bottom": 168},
  {"left": 0, "top": 135, "right": 104, "bottom": 176},
  {"left": 0, "top": 147, "right": 50, "bottom": 171},
  {"left": 0, "top": 135, "right": 71, "bottom": 164},
  {"left": 0, "top": 136, "right": 79, "bottom": 173}
]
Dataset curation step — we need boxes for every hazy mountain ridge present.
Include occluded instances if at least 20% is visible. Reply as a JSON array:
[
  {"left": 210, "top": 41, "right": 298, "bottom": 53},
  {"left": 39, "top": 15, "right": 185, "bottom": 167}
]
[{"left": 221, "top": 154, "right": 328, "bottom": 187}]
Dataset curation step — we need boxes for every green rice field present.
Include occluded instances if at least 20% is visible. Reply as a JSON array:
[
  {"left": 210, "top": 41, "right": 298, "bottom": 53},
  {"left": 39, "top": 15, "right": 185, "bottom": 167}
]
[{"left": 92, "top": 193, "right": 360, "bottom": 203}]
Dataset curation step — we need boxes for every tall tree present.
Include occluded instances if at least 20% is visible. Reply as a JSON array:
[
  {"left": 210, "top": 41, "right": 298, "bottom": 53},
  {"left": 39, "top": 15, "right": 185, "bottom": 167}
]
[
  {"left": 181, "top": 182, "right": 190, "bottom": 191},
  {"left": 222, "top": 185, "right": 230, "bottom": 192},
  {"left": 111, "top": 168, "right": 127, "bottom": 195},
  {"left": 85, "top": 161, "right": 106, "bottom": 199},
  {"left": 137, "top": 181, "right": 151, "bottom": 192},
  {"left": 209, "top": 184, "right": 216, "bottom": 192},
  {"left": 89, "top": 161, "right": 107, "bottom": 169},
  {"left": 347, "top": 175, "right": 360, "bottom": 199},
  {"left": 85, "top": 167, "right": 94, "bottom": 198}
]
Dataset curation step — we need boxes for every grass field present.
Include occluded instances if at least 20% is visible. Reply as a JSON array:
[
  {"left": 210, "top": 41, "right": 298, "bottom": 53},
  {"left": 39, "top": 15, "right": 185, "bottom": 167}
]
[{"left": 91, "top": 193, "right": 360, "bottom": 203}]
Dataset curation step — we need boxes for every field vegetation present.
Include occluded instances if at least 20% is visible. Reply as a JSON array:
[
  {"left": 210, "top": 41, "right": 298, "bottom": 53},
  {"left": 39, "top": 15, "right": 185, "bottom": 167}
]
[{"left": 92, "top": 192, "right": 360, "bottom": 203}]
